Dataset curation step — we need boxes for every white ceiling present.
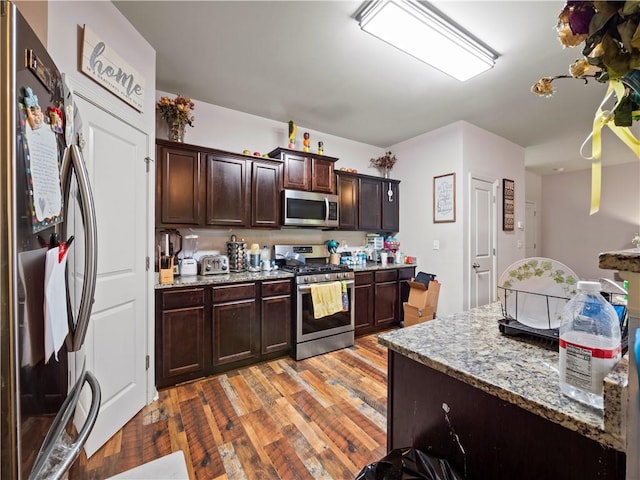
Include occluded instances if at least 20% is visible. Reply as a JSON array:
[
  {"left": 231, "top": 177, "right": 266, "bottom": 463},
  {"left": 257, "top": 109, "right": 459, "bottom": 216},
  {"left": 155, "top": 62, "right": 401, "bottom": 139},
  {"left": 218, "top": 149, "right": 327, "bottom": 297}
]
[{"left": 114, "top": 0, "right": 640, "bottom": 175}]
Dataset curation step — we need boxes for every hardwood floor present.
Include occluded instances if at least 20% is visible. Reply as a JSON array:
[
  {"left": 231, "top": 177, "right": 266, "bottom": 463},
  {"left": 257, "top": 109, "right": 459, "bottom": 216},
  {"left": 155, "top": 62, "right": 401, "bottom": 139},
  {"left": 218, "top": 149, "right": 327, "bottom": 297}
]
[{"left": 70, "top": 334, "right": 389, "bottom": 479}]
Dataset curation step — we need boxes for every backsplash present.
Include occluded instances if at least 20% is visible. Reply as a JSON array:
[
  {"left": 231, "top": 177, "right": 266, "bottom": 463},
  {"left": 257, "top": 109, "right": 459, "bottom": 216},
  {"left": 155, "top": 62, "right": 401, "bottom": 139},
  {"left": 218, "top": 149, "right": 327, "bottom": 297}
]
[{"left": 155, "top": 228, "right": 368, "bottom": 256}]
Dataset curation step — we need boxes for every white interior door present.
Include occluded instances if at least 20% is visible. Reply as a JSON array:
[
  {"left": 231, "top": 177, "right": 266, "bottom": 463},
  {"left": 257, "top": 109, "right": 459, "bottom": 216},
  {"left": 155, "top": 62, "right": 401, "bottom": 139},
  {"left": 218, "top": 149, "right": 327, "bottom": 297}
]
[
  {"left": 525, "top": 201, "right": 538, "bottom": 257},
  {"left": 71, "top": 95, "right": 148, "bottom": 457},
  {"left": 469, "top": 178, "right": 496, "bottom": 308}
]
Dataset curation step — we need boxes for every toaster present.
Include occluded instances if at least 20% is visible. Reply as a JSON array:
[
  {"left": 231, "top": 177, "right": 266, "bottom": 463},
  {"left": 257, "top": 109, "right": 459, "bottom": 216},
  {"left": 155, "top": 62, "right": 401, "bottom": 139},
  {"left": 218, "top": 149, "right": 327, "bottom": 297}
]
[{"left": 199, "top": 255, "right": 229, "bottom": 275}]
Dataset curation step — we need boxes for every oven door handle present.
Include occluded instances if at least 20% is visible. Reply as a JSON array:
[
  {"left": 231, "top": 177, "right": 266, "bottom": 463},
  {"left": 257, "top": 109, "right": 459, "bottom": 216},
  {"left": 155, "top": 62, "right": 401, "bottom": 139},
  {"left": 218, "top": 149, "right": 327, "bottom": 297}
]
[{"left": 298, "top": 279, "right": 354, "bottom": 293}]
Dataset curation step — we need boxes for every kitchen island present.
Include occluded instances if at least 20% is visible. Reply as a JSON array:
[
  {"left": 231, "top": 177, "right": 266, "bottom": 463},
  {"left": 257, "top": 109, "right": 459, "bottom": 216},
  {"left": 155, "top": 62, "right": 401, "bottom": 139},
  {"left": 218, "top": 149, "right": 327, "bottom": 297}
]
[{"left": 378, "top": 302, "right": 627, "bottom": 479}]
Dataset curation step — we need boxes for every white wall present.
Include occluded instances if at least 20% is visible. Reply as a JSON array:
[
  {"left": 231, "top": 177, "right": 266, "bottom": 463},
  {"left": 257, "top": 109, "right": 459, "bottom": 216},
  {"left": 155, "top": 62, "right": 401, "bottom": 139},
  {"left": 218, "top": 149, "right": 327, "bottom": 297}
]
[
  {"left": 157, "top": 89, "right": 382, "bottom": 174},
  {"left": 15, "top": 1, "right": 47, "bottom": 46},
  {"left": 461, "top": 122, "right": 526, "bottom": 309},
  {"left": 541, "top": 162, "right": 640, "bottom": 281},
  {"left": 389, "top": 123, "right": 464, "bottom": 316},
  {"left": 388, "top": 121, "right": 526, "bottom": 317},
  {"left": 49, "top": 3, "right": 156, "bottom": 133},
  {"left": 525, "top": 171, "right": 543, "bottom": 254},
  {"left": 156, "top": 89, "right": 385, "bottom": 252}
]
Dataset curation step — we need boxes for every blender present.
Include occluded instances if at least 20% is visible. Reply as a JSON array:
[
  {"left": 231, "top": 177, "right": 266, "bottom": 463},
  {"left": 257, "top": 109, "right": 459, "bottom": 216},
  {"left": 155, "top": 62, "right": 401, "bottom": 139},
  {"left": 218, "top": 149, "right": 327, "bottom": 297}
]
[{"left": 180, "top": 233, "right": 199, "bottom": 276}]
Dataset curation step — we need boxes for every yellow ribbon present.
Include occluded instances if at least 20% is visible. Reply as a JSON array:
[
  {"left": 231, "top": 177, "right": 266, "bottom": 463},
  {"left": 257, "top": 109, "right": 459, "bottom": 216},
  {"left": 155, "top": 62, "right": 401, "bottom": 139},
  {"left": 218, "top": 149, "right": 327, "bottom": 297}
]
[{"left": 581, "top": 80, "right": 640, "bottom": 214}]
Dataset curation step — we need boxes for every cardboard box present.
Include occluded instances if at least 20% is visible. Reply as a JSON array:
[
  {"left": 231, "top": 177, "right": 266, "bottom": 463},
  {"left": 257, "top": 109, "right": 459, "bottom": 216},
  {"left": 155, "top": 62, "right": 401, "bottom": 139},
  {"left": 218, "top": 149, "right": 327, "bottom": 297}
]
[{"left": 403, "top": 280, "right": 440, "bottom": 327}]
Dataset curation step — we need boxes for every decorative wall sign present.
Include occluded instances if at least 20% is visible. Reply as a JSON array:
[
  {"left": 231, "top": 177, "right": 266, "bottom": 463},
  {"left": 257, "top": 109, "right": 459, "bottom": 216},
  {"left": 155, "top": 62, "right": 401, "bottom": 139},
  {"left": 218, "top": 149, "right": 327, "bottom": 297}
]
[
  {"left": 433, "top": 173, "right": 456, "bottom": 223},
  {"left": 503, "top": 178, "right": 515, "bottom": 231},
  {"left": 81, "top": 25, "right": 145, "bottom": 112}
]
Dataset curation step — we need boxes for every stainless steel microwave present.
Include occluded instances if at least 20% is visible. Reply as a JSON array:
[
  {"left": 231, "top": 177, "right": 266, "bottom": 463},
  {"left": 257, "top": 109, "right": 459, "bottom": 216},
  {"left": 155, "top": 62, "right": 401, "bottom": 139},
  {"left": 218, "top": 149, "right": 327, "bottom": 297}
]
[{"left": 282, "top": 189, "right": 339, "bottom": 227}]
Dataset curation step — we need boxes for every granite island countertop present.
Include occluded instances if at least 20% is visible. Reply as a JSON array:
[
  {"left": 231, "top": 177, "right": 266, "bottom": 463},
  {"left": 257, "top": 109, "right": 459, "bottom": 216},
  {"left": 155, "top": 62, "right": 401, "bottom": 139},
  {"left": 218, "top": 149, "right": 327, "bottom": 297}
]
[{"left": 378, "top": 302, "right": 628, "bottom": 451}]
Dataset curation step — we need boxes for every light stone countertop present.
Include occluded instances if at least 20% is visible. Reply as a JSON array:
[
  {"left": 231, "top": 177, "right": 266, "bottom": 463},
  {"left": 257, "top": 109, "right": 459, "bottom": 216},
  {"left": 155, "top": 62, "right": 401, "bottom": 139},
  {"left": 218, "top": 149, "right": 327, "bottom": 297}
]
[
  {"left": 155, "top": 263, "right": 417, "bottom": 288},
  {"left": 378, "top": 302, "right": 627, "bottom": 451}
]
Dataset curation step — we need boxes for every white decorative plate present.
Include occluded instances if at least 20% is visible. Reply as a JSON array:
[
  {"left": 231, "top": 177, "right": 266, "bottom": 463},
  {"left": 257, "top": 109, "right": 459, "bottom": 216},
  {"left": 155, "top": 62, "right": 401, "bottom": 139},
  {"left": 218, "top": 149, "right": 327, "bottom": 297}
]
[{"left": 498, "top": 257, "right": 579, "bottom": 329}]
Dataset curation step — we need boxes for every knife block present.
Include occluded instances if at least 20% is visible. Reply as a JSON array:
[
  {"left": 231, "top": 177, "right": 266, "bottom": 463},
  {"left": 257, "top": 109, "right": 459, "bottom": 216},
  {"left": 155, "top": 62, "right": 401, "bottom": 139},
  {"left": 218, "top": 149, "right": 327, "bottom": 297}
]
[{"left": 159, "top": 256, "right": 174, "bottom": 284}]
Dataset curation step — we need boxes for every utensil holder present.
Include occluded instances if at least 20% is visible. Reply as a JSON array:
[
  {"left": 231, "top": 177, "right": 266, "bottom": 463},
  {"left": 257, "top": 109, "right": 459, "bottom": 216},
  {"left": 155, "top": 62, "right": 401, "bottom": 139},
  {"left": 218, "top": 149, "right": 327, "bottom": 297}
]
[
  {"left": 329, "top": 253, "right": 340, "bottom": 265},
  {"left": 159, "top": 256, "right": 174, "bottom": 284}
]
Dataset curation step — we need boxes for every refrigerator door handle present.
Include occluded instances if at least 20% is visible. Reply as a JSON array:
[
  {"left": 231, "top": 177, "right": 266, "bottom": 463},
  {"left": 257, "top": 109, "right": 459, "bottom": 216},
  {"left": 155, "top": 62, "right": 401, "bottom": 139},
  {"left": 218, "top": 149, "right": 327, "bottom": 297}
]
[
  {"left": 28, "top": 367, "right": 101, "bottom": 480},
  {"left": 59, "top": 144, "right": 98, "bottom": 351}
]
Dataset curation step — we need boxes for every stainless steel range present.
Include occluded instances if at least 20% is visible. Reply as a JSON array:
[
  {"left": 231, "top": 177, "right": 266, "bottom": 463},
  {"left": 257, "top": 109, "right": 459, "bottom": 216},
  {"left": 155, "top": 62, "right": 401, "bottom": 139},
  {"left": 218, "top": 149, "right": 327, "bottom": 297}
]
[{"left": 275, "top": 245, "right": 355, "bottom": 360}]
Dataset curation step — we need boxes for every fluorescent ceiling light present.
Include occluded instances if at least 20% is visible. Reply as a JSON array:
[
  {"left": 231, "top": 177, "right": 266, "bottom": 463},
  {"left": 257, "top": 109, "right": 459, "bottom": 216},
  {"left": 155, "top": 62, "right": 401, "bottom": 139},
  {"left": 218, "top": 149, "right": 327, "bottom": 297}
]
[{"left": 357, "top": 0, "right": 498, "bottom": 81}]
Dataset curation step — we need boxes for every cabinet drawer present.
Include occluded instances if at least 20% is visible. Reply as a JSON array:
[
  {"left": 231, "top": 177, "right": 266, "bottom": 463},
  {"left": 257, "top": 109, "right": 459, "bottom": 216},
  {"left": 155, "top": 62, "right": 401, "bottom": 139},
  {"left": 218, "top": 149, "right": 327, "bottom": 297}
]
[
  {"left": 355, "top": 272, "right": 374, "bottom": 286},
  {"left": 398, "top": 267, "right": 415, "bottom": 280},
  {"left": 212, "top": 283, "right": 256, "bottom": 302},
  {"left": 161, "top": 288, "right": 204, "bottom": 310},
  {"left": 262, "top": 279, "right": 291, "bottom": 297},
  {"left": 375, "top": 270, "right": 397, "bottom": 283}
]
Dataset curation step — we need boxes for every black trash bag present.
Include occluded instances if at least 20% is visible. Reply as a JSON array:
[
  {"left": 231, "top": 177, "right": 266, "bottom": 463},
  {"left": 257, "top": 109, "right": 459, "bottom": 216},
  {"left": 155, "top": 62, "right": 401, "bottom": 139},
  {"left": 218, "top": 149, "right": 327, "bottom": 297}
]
[
  {"left": 414, "top": 272, "right": 436, "bottom": 288},
  {"left": 355, "top": 447, "right": 463, "bottom": 480}
]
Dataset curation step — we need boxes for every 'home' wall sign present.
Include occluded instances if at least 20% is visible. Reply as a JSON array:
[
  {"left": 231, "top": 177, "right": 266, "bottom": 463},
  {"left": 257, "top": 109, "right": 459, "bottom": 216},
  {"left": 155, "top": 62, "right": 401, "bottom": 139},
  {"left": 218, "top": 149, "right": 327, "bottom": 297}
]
[{"left": 80, "top": 25, "right": 145, "bottom": 112}]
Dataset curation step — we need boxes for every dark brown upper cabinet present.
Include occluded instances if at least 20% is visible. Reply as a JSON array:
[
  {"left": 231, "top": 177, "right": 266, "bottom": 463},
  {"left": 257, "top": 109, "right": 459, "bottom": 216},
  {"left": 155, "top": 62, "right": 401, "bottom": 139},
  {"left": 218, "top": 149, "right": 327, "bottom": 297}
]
[
  {"left": 268, "top": 147, "right": 337, "bottom": 194},
  {"left": 335, "top": 170, "right": 400, "bottom": 234},
  {"left": 156, "top": 140, "right": 283, "bottom": 229}
]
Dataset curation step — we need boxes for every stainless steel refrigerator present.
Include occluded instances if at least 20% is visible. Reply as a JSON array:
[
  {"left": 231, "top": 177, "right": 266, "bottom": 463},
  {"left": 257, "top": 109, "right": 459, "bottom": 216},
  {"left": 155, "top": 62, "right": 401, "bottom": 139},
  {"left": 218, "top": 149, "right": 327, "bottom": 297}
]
[{"left": 1, "top": 2, "right": 100, "bottom": 478}]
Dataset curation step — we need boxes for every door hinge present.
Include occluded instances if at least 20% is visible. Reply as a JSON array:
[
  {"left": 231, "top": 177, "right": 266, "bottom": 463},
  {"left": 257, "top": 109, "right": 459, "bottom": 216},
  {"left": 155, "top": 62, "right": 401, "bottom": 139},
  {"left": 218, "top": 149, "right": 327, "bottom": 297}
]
[
  {"left": 145, "top": 355, "right": 150, "bottom": 370},
  {"left": 146, "top": 256, "right": 150, "bottom": 271},
  {"left": 534, "top": 210, "right": 537, "bottom": 217}
]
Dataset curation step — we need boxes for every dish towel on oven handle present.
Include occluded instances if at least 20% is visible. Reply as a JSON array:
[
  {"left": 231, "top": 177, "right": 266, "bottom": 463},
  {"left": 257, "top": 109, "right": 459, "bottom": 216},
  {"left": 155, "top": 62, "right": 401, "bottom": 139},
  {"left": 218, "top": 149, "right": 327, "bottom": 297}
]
[
  {"left": 341, "top": 280, "right": 349, "bottom": 311},
  {"left": 310, "top": 281, "right": 343, "bottom": 319}
]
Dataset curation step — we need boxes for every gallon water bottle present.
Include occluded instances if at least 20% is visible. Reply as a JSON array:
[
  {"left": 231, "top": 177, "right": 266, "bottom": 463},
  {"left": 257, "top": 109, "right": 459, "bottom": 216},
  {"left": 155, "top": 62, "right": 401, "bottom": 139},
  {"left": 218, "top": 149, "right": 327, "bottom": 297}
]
[{"left": 559, "top": 281, "right": 622, "bottom": 409}]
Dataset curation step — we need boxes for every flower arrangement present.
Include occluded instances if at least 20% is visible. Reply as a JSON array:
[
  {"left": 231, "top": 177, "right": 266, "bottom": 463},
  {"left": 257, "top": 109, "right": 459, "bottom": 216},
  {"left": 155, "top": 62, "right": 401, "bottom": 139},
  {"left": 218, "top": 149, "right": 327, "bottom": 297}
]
[
  {"left": 370, "top": 151, "right": 397, "bottom": 170},
  {"left": 531, "top": 1, "right": 640, "bottom": 127},
  {"left": 633, "top": 232, "right": 640, "bottom": 248},
  {"left": 156, "top": 95, "right": 195, "bottom": 129}
]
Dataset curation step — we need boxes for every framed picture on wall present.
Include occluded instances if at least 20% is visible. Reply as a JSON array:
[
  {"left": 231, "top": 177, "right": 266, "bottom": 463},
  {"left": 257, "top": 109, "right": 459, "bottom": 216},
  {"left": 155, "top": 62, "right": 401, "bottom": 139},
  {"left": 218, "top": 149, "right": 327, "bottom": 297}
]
[
  {"left": 433, "top": 173, "right": 456, "bottom": 223},
  {"left": 503, "top": 178, "right": 515, "bottom": 231}
]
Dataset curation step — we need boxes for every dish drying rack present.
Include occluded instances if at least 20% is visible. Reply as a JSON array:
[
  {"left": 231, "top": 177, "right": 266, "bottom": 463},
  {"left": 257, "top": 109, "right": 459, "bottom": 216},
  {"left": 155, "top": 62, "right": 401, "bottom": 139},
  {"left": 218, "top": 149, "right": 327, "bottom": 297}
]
[
  {"left": 497, "top": 286, "right": 629, "bottom": 352},
  {"left": 497, "top": 286, "right": 567, "bottom": 344}
]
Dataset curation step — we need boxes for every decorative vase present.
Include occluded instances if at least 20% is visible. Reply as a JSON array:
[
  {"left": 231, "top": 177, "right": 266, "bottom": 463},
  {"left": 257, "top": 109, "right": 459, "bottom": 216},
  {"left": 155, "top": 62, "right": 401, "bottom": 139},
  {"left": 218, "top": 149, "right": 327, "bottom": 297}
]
[
  {"left": 381, "top": 168, "right": 390, "bottom": 179},
  {"left": 169, "top": 120, "right": 185, "bottom": 143}
]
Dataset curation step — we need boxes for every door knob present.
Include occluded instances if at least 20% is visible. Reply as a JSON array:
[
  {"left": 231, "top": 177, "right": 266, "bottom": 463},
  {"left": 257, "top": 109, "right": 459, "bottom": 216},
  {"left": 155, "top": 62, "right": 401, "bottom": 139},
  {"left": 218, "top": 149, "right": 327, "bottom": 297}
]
[{"left": 472, "top": 262, "right": 480, "bottom": 269}]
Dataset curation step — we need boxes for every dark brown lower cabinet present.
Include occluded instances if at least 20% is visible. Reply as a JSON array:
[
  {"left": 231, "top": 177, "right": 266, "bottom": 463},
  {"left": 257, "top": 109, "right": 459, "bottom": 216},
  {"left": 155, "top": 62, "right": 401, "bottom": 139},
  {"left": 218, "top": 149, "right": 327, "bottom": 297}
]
[
  {"left": 261, "top": 280, "right": 292, "bottom": 356},
  {"left": 374, "top": 269, "right": 398, "bottom": 328},
  {"left": 354, "top": 267, "right": 415, "bottom": 336},
  {"left": 155, "top": 278, "right": 293, "bottom": 388},
  {"left": 156, "top": 288, "right": 206, "bottom": 389},
  {"left": 354, "top": 272, "right": 375, "bottom": 336}
]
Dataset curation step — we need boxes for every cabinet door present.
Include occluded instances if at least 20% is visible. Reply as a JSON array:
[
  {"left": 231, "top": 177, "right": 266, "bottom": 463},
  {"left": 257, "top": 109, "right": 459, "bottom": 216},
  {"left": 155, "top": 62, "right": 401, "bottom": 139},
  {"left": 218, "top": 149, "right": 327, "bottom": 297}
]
[
  {"left": 283, "top": 153, "right": 310, "bottom": 191},
  {"left": 311, "top": 157, "right": 334, "bottom": 193},
  {"left": 374, "top": 270, "right": 398, "bottom": 327},
  {"left": 205, "top": 154, "right": 248, "bottom": 226},
  {"left": 381, "top": 181, "right": 400, "bottom": 233},
  {"left": 158, "top": 306, "right": 206, "bottom": 386},
  {"left": 157, "top": 145, "right": 201, "bottom": 225},
  {"left": 212, "top": 299, "right": 258, "bottom": 365},
  {"left": 251, "top": 160, "right": 282, "bottom": 228},
  {"left": 261, "top": 295, "right": 291, "bottom": 355},
  {"left": 337, "top": 173, "right": 358, "bottom": 230},
  {"left": 359, "top": 177, "right": 382, "bottom": 231},
  {"left": 375, "top": 282, "right": 398, "bottom": 326},
  {"left": 355, "top": 283, "right": 375, "bottom": 335}
]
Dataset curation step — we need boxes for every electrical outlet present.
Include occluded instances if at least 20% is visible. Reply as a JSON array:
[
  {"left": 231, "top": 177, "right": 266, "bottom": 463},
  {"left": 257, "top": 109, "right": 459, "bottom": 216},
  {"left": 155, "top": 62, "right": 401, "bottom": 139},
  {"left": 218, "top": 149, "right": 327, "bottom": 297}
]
[{"left": 433, "top": 240, "right": 440, "bottom": 250}]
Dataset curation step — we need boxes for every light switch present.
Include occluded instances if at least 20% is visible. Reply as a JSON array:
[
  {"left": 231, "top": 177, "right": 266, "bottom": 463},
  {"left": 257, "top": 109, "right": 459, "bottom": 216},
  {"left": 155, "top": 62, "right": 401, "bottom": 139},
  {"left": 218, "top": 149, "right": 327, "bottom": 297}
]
[
  {"left": 433, "top": 240, "right": 440, "bottom": 250},
  {"left": 517, "top": 240, "right": 523, "bottom": 249}
]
